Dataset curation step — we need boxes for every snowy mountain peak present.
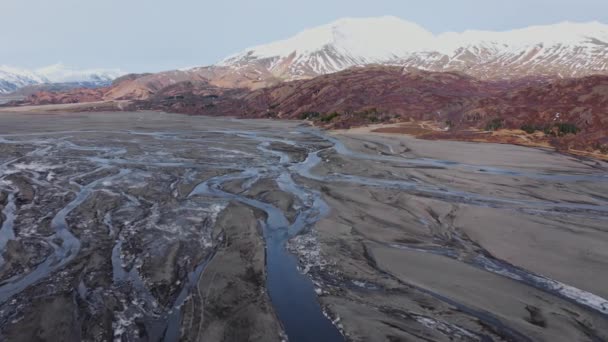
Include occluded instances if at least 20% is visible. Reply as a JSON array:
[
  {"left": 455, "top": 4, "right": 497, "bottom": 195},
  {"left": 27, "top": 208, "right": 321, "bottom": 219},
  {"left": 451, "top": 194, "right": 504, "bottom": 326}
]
[
  {"left": 224, "top": 16, "right": 433, "bottom": 61},
  {"left": 218, "top": 17, "right": 608, "bottom": 81}
]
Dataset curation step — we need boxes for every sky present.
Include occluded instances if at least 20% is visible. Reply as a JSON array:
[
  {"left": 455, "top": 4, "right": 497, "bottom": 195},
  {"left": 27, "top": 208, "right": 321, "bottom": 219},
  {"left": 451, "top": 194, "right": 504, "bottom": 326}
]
[{"left": 2, "top": 0, "right": 608, "bottom": 73}]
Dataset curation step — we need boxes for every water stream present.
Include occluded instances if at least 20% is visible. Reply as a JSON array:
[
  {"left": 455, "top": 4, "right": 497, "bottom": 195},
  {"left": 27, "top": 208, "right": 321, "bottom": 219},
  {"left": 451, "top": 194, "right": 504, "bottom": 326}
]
[{"left": 0, "top": 123, "right": 607, "bottom": 341}]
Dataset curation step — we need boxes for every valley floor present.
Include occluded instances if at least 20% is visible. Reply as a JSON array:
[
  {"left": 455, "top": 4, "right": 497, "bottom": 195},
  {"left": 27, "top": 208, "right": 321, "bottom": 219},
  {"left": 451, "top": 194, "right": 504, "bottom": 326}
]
[
  {"left": 4, "top": 102, "right": 607, "bottom": 162},
  {"left": 0, "top": 111, "right": 607, "bottom": 341}
]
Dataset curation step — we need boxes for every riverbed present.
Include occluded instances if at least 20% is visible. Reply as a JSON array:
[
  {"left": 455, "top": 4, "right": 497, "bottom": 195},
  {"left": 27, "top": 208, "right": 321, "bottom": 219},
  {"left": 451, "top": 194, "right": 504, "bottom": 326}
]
[{"left": 0, "top": 111, "right": 607, "bottom": 341}]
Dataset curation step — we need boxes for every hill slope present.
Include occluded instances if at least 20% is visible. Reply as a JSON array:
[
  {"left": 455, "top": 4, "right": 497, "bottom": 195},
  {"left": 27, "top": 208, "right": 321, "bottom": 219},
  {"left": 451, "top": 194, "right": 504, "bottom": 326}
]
[{"left": 125, "top": 66, "right": 608, "bottom": 156}]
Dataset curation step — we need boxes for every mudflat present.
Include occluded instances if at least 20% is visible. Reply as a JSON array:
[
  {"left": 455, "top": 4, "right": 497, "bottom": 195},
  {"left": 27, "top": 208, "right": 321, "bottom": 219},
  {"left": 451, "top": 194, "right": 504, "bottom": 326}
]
[{"left": 0, "top": 111, "right": 607, "bottom": 341}]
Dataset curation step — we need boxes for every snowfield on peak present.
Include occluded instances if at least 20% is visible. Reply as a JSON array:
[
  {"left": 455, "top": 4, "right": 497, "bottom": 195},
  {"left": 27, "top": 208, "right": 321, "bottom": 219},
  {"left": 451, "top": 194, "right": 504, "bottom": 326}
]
[
  {"left": 218, "top": 16, "right": 608, "bottom": 80},
  {"left": 221, "top": 16, "right": 436, "bottom": 64}
]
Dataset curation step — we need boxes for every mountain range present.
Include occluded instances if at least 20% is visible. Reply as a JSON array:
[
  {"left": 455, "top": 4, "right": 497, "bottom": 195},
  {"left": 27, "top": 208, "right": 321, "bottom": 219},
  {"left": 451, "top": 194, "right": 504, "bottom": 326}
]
[
  {"left": 3, "top": 17, "right": 608, "bottom": 97},
  {"left": 220, "top": 16, "right": 608, "bottom": 80},
  {"left": 89, "top": 16, "right": 608, "bottom": 100},
  {"left": 0, "top": 64, "right": 124, "bottom": 94}
]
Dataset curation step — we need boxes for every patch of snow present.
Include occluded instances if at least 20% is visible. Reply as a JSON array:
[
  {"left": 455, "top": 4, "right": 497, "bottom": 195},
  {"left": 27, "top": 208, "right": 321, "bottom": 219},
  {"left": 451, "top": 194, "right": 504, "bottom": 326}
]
[
  {"left": 476, "top": 254, "right": 608, "bottom": 315},
  {"left": 288, "top": 231, "right": 331, "bottom": 274},
  {"left": 112, "top": 310, "right": 143, "bottom": 342},
  {"left": 414, "top": 315, "right": 478, "bottom": 339},
  {"left": 11, "top": 162, "right": 59, "bottom": 173},
  {"left": 46, "top": 171, "right": 55, "bottom": 182}
]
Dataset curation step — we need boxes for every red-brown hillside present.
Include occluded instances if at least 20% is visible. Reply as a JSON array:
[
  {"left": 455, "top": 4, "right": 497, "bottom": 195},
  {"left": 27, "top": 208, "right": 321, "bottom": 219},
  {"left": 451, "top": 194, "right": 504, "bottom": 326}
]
[{"left": 130, "top": 66, "right": 607, "bottom": 154}]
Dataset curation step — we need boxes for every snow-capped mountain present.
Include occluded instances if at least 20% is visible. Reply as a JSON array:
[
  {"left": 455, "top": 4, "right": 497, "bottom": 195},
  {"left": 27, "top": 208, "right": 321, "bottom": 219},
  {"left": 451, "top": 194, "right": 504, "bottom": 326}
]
[
  {"left": 218, "top": 16, "right": 608, "bottom": 80},
  {"left": 0, "top": 66, "right": 47, "bottom": 94},
  {"left": 219, "top": 17, "right": 435, "bottom": 77},
  {"left": 80, "top": 17, "right": 608, "bottom": 101},
  {"left": 0, "top": 64, "right": 124, "bottom": 94}
]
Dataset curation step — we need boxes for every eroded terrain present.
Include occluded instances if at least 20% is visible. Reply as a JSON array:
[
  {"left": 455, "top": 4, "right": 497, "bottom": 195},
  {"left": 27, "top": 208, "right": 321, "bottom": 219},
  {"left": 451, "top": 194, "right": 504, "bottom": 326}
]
[{"left": 0, "top": 111, "right": 607, "bottom": 341}]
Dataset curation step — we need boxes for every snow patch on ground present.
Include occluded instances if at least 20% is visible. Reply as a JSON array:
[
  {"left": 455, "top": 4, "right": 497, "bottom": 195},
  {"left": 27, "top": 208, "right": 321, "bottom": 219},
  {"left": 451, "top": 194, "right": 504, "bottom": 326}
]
[
  {"left": 476, "top": 254, "right": 608, "bottom": 314},
  {"left": 112, "top": 309, "right": 143, "bottom": 342},
  {"left": 414, "top": 315, "right": 479, "bottom": 340},
  {"left": 288, "top": 231, "right": 331, "bottom": 274},
  {"left": 207, "top": 203, "right": 227, "bottom": 222},
  {"left": 11, "top": 162, "right": 59, "bottom": 173}
]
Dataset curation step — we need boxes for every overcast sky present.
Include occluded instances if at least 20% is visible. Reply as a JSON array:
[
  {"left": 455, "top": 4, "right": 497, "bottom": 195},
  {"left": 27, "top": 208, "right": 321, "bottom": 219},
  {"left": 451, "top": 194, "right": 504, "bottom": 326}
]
[{"left": 2, "top": 0, "right": 607, "bottom": 72}]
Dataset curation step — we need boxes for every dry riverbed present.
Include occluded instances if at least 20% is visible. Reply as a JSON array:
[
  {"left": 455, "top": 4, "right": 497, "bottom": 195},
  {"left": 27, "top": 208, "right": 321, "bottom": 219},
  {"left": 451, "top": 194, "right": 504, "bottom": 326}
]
[{"left": 0, "top": 111, "right": 607, "bottom": 341}]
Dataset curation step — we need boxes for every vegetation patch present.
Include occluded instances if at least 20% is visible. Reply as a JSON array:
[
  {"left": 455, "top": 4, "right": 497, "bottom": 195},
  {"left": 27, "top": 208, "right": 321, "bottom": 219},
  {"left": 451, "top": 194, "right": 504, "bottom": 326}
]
[
  {"left": 520, "top": 124, "right": 542, "bottom": 134},
  {"left": 319, "top": 112, "right": 340, "bottom": 123},
  {"left": 485, "top": 118, "right": 504, "bottom": 131},
  {"left": 352, "top": 108, "right": 392, "bottom": 123},
  {"left": 553, "top": 123, "right": 579, "bottom": 136},
  {"left": 520, "top": 123, "right": 579, "bottom": 136},
  {"left": 299, "top": 111, "right": 321, "bottom": 120}
]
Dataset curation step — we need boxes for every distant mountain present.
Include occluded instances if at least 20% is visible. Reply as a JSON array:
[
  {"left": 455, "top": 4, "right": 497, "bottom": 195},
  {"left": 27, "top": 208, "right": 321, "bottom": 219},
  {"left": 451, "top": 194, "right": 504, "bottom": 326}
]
[
  {"left": 102, "top": 17, "right": 608, "bottom": 100},
  {"left": 219, "top": 16, "right": 608, "bottom": 81},
  {"left": 218, "top": 17, "right": 437, "bottom": 78},
  {"left": 0, "top": 66, "right": 46, "bottom": 94},
  {"left": 14, "top": 17, "right": 608, "bottom": 101},
  {"left": 0, "top": 64, "right": 124, "bottom": 94},
  {"left": 6, "top": 82, "right": 118, "bottom": 98}
]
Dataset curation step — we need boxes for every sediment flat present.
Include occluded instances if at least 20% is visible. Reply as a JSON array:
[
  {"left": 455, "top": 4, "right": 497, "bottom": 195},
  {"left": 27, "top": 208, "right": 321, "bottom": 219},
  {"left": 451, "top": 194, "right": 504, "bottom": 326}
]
[{"left": 0, "top": 111, "right": 606, "bottom": 341}]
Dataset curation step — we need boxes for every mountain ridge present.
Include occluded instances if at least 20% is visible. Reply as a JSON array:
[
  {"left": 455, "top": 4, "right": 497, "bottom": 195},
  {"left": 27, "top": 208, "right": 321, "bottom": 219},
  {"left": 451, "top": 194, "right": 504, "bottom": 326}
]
[
  {"left": 219, "top": 16, "right": 608, "bottom": 81},
  {"left": 97, "top": 17, "right": 608, "bottom": 100},
  {"left": 4, "top": 17, "right": 608, "bottom": 97}
]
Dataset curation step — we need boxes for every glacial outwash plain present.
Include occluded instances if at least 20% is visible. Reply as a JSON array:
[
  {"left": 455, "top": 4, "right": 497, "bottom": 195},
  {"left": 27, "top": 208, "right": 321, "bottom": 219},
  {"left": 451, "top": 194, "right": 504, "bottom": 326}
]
[{"left": 0, "top": 111, "right": 606, "bottom": 341}]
